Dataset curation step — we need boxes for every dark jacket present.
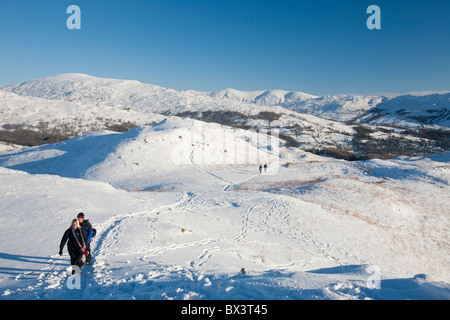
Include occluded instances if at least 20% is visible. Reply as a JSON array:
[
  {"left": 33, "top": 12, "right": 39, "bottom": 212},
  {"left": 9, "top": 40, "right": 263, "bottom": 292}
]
[
  {"left": 60, "top": 227, "right": 88, "bottom": 255},
  {"left": 80, "top": 219, "right": 94, "bottom": 243}
]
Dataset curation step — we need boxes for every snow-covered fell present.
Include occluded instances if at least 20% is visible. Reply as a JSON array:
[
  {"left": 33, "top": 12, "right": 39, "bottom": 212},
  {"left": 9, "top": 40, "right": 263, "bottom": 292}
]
[
  {"left": 358, "top": 93, "right": 450, "bottom": 127},
  {"left": 203, "top": 87, "right": 449, "bottom": 127},
  {"left": 0, "top": 117, "right": 280, "bottom": 192},
  {"left": 0, "top": 74, "right": 449, "bottom": 300},
  {"left": 207, "top": 88, "right": 318, "bottom": 106},
  {"left": 0, "top": 117, "right": 449, "bottom": 300},
  {"left": 2, "top": 73, "right": 449, "bottom": 130},
  {"left": 2, "top": 74, "right": 279, "bottom": 117},
  {"left": 0, "top": 74, "right": 361, "bottom": 152}
]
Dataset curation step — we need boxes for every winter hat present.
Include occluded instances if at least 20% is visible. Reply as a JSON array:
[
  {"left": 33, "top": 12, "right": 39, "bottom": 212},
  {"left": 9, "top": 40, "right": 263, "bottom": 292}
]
[{"left": 77, "top": 212, "right": 85, "bottom": 218}]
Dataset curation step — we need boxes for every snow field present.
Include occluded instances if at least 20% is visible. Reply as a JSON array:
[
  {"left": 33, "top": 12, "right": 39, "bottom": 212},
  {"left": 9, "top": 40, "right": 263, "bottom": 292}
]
[{"left": 0, "top": 117, "right": 449, "bottom": 299}]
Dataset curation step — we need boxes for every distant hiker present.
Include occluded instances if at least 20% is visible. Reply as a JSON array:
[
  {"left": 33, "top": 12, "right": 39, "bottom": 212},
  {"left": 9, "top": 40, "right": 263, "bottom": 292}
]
[
  {"left": 259, "top": 165, "right": 263, "bottom": 174},
  {"left": 77, "top": 212, "right": 95, "bottom": 264},
  {"left": 264, "top": 164, "right": 267, "bottom": 173},
  {"left": 59, "top": 219, "right": 88, "bottom": 274}
]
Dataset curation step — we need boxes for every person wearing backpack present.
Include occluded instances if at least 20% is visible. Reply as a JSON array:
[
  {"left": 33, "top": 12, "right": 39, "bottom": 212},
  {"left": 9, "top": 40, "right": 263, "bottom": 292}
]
[
  {"left": 59, "top": 218, "right": 88, "bottom": 274},
  {"left": 76, "top": 212, "right": 95, "bottom": 264}
]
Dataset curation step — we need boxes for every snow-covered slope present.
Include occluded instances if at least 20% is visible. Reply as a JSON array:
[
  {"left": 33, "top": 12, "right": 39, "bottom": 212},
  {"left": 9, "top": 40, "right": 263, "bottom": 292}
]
[
  {"left": 2, "top": 74, "right": 277, "bottom": 117},
  {"left": 0, "top": 74, "right": 360, "bottom": 152},
  {"left": 0, "top": 74, "right": 449, "bottom": 300},
  {"left": 357, "top": 93, "right": 450, "bottom": 127},
  {"left": 3, "top": 74, "right": 449, "bottom": 130},
  {"left": 0, "top": 118, "right": 449, "bottom": 300},
  {"left": 204, "top": 87, "right": 449, "bottom": 127},
  {"left": 282, "top": 95, "right": 384, "bottom": 122},
  {"left": 0, "top": 117, "right": 281, "bottom": 192},
  {"left": 3, "top": 75, "right": 318, "bottom": 109},
  {"left": 270, "top": 92, "right": 450, "bottom": 127},
  {"left": 205, "top": 89, "right": 382, "bottom": 123},
  {"left": 0, "top": 88, "right": 163, "bottom": 135},
  {"left": 2, "top": 73, "right": 448, "bottom": 162},
  {"left": 207, "top": 88, "right": 318, "bottom": 106}
]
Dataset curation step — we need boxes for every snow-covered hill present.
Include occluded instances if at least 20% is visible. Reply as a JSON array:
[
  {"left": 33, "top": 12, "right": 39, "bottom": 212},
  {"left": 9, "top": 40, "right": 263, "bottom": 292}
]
[
  {"left": 357, "top": 92, "right": 450, "bottom": 127},
  {"left": 0, "top": 74, "right": 359, "bottom": 153},
  {"left": 2, "top": 74, "right": 448, "bottom": 159},
  {"left": 207, "top": 88, "right": 318, "bottom": 106},
  {"left": 204, "top": 88, "right": 382, "bottom": 123},
  {"left": 0, "top": 117, "right": 449, "bottom": 300},
  {"left": 3, "top": 73, "right": 449, "bottom": 130},
  {"left": 0, "top": 74, "right": 449, "bottom": 300},
  {"left": 202, "top": 87, "right": 449, "bottom": 127},
  {"left": 0, "top": 117, "right": 281, "bottom": 192},
  {"left": 2, "top": 73, "right": 276, "bottom": 117}
]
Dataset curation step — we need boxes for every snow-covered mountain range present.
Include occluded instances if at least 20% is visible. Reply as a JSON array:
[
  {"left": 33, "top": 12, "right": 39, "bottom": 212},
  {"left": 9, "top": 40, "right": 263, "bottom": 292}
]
[
  {"left": 2, "top": 73, "right": 449, "bottom": 128},
  {"left": 1, "top": 73, "right": 449, "bottom": 158},
  {"left": 208, "top": 87, "right": 450, "bottom": 127},
  {"left": 0, "top": 74, "right": 449, "bottom": 300}
]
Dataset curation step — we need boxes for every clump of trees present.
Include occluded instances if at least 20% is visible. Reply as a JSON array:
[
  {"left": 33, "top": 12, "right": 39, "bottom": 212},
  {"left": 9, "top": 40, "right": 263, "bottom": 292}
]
[
  {"left": 307, "top": 147, "right": 365, "bottom": 161},
  {"left": 106, "top": 121, "right": 138, "bottom": 133},
  {"left": 351, "top": 126, "right": 449, "bottom": 160},
  {"left": 0, "top": 127, "right": 69, "bottom": 146},
  {"left": 0, "top": 119, "right": 140, "bottom": 146}
]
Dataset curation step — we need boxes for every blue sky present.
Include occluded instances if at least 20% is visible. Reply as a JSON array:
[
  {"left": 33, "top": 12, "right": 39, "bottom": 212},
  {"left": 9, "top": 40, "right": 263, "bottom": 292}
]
[{"left": 0, "top": 0, "right": 449, "bottom": 95}]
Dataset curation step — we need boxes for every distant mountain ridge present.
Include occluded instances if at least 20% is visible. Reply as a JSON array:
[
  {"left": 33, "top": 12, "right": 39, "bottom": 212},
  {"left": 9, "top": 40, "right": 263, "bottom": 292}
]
[
  {"left": 1, "top": 73, "right": 449, "bottom": 159},
  {"left": 3, "top": 73, "right": 448, "bottom": 128},
  {"left": 205, "top": 87, "right": 450, "bottom": 127},
  {"left": 207, "top": 88, "right": 318, "bottom": 105}
]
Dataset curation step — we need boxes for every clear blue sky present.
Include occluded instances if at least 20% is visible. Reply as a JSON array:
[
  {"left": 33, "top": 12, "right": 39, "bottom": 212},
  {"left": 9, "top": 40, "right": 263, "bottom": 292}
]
[{"left": 0, "top": 0, "right": 449, "bottom": 95}]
